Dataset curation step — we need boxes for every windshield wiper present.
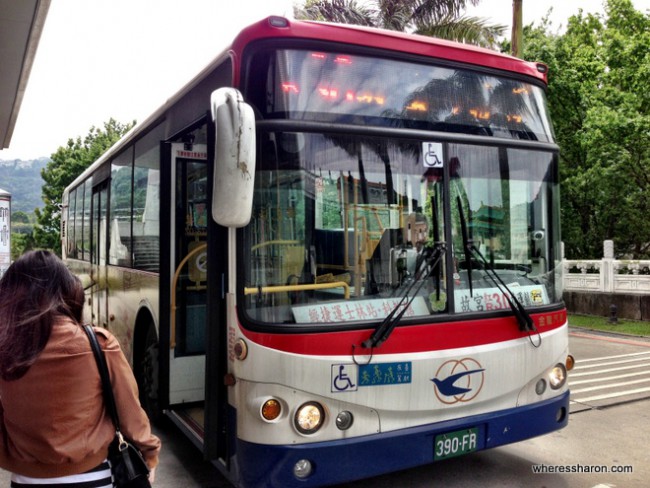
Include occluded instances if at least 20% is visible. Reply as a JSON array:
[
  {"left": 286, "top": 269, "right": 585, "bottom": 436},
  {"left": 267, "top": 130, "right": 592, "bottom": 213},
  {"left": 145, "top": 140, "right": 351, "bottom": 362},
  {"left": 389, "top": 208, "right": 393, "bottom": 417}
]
[
  {"left": 473, "top": 245, "right": 535, "bottom": 332},
  {"left": 362, "top": 191, "right": 445, "bottom": 349},
  {"left": 456, "top": 197, "right": 535, "bottom": 333},
  {"left": 457, "top": 195, "right": 474, "bottom": 297},
  {"left": 362, "top": 240, "right": 445, "bottom": 349},
  {"left": 431, "top": 191, "right": 442, "bottom": 302}
]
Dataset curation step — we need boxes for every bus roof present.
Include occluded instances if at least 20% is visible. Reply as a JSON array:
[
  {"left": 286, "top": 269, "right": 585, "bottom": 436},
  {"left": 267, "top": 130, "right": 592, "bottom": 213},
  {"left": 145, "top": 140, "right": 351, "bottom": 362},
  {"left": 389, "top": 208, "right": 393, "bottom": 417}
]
[
  {"left": 66, "top": 16, "right": 548, "bottom": 193},
  {"left": 231, "top": 16, "right": 548, "bottom": 85}
]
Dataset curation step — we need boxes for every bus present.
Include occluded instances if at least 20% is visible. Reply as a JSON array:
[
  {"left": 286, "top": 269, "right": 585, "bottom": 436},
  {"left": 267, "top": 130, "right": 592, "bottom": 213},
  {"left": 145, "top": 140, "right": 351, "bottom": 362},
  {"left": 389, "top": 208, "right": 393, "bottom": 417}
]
[{"left": 61, "top": 16, "right": 573, "bottom": 488}]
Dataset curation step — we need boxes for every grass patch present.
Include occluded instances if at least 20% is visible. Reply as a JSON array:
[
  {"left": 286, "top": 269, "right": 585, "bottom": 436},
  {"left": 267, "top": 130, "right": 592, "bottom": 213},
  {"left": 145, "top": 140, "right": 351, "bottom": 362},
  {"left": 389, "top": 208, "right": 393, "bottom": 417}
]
[{"left": 568, "top": 314, "right": 650, "bottom": 337}]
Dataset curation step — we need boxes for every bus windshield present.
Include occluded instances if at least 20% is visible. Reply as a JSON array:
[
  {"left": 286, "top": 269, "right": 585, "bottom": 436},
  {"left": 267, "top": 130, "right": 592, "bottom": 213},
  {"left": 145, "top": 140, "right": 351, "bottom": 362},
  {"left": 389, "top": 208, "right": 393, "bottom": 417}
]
[
  {"left": 241, "top": 131, "right": 561, "bottom": 325},
  {"left": 261, "top": 49, "right": 553, "bottom": 141},
  {"left": 240, "top": 47, "right": 560, "bottom": 326}
]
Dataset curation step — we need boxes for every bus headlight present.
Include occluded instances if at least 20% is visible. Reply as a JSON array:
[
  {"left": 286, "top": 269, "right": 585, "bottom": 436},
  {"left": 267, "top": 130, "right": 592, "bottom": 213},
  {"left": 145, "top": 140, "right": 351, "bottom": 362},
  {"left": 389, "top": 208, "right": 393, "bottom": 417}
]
[
  {"left": 549, "top": 363, "right": 567, "bottom": 390},
  {"left": 294, "top": 402, "right": 325, "bottom": 434}
]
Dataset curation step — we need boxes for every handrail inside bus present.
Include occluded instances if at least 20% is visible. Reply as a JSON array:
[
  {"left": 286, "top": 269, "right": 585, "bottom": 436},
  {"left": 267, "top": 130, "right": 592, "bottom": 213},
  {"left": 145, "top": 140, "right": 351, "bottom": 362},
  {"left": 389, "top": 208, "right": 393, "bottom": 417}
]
[
  {"left": 171, "top": 243, "right": 207, "bottom": 349},
  {"left": 251, "top": 239, "right": 300, "bottom": 251},
  {"left": 244, "top": 281, "right": 350, "bottom": 300}
]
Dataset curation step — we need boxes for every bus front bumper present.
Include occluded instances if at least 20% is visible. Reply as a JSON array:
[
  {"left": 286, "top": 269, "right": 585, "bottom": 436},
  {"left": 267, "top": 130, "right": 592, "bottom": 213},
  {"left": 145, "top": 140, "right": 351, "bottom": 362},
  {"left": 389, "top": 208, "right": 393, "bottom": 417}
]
[{"left": 233, "top": 390, "right": 569, "bottom": 488}]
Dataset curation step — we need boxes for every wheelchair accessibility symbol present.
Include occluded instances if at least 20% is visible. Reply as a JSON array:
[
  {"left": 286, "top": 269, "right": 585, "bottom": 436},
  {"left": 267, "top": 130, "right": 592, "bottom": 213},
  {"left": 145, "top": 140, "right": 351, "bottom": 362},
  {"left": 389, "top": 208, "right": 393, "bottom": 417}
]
[
  {"left": 331, "top": 364, "right": 358, "bottom": 392},
  {"left": 423, "top": 142, "right": 443, "bottom": 168}
]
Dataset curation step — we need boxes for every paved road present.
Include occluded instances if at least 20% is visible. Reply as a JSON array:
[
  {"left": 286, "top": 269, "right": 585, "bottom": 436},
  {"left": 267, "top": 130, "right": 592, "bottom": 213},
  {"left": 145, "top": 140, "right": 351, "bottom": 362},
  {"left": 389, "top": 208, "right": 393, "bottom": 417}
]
[
  {"left": 569, "top": 329, "right": 650, "bottom": 411},
  {"left": 2, "top": 328, "right": 649, "bottom": 487}
]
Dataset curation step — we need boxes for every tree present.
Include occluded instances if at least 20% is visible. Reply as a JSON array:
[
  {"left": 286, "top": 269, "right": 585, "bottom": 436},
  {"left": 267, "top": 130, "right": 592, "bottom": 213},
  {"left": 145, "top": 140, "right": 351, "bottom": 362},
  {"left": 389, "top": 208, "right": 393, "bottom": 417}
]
[
  {"left": 11, "top": 232, "right": 35, "bottom": 260},
  {"left": 521, "top": 0, "right": 650, "bottom": 258},
  {"left": 294, "top": 0, "right": 506, "bottom": 49},
  {"left": 33, "top": 118, "right": 135, "bottom": 253},
  {"left": 11, "top": 211, "right": 30, "bottom": 224}
]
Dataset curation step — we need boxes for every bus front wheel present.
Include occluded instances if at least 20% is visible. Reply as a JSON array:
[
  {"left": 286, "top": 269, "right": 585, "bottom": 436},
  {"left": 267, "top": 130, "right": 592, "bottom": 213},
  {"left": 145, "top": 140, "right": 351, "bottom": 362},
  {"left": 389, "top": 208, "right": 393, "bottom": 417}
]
[{"left": 135, "top": 322, "right": 162, "bottom": 422}]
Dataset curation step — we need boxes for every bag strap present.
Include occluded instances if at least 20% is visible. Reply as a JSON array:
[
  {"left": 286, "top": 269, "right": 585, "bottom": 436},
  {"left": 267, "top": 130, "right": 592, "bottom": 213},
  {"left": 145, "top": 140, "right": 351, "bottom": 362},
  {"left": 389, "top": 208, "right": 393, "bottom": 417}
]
[{"left": 82, "top": 324, "right": 122, "bottom": 432}]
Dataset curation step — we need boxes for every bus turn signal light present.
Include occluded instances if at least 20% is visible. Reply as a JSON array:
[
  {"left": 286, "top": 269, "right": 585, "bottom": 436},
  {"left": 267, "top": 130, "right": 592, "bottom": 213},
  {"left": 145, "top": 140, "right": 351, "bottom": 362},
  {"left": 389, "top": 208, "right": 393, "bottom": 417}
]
[
  {"left": 268, "top": 16, "right": 289, "bottom": 28},
  {"left": 261, "top": 399, "right": 282, "bottom": 421},
  {"left": 566, "top": 354, "right": 575, "bottom": 371},
  {"left": 234, "top": 339, "right": 248, "bottom": 360}
]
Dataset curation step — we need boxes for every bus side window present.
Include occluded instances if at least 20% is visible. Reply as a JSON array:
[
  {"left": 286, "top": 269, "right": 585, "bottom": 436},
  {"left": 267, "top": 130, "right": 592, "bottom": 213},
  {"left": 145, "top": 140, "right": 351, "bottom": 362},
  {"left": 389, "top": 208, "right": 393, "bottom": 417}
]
[
  {"left": 109, "top": 149, "right": 133, "bottom": 267},
  {"left": 132, "top": 125, "right": 163, "bottom": 272},
  {"left": 67, "top": 187, "right": 77, "bottom": 258}
]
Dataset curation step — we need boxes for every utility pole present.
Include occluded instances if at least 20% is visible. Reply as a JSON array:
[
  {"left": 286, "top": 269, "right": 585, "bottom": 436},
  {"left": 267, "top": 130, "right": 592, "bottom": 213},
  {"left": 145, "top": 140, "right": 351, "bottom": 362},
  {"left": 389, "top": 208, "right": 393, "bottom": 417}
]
[{"left": 512, "top": 0, "right": 523, "bottom": 57}]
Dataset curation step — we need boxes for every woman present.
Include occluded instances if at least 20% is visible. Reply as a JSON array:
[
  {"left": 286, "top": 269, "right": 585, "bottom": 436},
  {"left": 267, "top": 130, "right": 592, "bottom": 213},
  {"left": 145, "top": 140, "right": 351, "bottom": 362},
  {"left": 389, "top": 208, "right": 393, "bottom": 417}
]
[{"left": 0, "top": 250, "right": 161, "bottom": 486}]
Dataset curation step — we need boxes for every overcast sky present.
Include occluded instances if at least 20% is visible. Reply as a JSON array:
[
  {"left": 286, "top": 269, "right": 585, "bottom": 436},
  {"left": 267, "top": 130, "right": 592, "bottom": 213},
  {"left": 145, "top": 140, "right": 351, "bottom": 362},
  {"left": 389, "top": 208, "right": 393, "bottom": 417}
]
[{"left": 2, "top": 0, "right": 649, "bottom": 160}]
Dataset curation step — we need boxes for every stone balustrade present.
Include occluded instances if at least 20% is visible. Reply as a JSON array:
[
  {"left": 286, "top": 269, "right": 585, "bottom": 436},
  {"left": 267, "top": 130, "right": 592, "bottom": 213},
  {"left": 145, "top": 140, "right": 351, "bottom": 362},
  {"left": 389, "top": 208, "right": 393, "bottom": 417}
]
[{"left": 563, "top": 240, "right": 650, "bottom": 294}]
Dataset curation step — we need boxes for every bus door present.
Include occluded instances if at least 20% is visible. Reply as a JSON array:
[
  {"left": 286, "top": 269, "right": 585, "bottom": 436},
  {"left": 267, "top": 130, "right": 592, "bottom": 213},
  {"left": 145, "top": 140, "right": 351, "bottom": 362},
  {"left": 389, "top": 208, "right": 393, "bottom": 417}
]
[
  {"left": 167, "top": 141, "right": 210, "bottom": 437},
  {"left": 91, "top": 181, "right": 109, "bottom": 328}
]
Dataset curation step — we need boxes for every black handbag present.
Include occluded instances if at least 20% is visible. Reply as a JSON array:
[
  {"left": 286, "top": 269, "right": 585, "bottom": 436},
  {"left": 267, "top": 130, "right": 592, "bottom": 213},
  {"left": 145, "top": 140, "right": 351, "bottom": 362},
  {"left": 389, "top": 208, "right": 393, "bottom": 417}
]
[{"left": 83, "top": 325, "right": 152, "bottom": 488}]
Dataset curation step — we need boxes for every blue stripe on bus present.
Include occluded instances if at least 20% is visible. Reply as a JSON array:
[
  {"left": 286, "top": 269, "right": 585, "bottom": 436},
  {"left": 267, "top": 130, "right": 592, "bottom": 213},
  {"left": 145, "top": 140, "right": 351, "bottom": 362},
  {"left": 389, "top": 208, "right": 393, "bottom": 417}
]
[{"left": 233, "top": 391, "right": 569, "bottom": 488}]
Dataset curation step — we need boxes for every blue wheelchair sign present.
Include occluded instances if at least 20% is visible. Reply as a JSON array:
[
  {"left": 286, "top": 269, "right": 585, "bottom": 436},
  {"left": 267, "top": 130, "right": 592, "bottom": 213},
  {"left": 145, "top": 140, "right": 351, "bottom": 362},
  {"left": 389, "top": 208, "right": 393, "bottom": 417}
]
[{"left": 331, "top": 364, "right": 358, "bottom": 392}]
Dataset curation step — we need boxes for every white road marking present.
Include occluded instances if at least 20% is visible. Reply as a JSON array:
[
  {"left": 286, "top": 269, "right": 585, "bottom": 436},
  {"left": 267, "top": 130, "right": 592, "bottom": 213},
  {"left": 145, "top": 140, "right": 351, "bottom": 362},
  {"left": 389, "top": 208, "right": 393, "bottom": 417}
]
[
  {"left": 571, "top": 377, "right": 650, "bottom": 394},
  {"left": 573, "top": 386, "right": 650, "bottom": 403}
]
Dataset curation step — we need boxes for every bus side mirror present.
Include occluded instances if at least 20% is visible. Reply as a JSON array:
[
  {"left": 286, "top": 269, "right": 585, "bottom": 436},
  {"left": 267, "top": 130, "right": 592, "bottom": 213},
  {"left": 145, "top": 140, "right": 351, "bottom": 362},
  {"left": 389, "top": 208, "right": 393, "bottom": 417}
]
[{"left": 210, "top": 87, "right": 256, "bottom": 227}]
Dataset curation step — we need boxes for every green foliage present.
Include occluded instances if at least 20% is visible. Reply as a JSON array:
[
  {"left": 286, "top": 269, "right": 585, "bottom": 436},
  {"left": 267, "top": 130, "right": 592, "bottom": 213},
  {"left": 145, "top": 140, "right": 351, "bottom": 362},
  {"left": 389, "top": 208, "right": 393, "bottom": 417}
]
[
  {"left": 11, "top": 210, "right": 31, "bottom": 224},
  {"left": 33, "top": 118, "right": 135, "bottom": 254},
  {"left": 521, "top": 0, "right": 650, "bottom": 258},
  {"left": 0, "top": 158, "right": 48, "bottom": 213},
  {"left": 294, "top": 0, "right": 506, "bottom": 49},
  {"left": 11, "top": 211, "right": 35, "bottom": 259},
  {"left": 416, "top": 15, "right": 504, "bottom": 47},
  {"left": 11, "top": 232, "right": 35, "bottom": 260},
  {"left": 569, "top": 313, "right": 650, "bottom": 337},
  {"left": 297, "top": 0, "right": 376, "bottom": 25},
  {"left": 0, "top": 159, "right": 46, "bottom": 258}
]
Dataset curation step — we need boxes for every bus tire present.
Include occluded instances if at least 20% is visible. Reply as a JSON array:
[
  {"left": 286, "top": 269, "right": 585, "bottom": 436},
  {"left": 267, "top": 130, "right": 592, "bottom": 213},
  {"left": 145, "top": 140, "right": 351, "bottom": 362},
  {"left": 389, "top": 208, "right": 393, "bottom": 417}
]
[{"left": 135, "top": 321, "right": 162, "bottom": 423}]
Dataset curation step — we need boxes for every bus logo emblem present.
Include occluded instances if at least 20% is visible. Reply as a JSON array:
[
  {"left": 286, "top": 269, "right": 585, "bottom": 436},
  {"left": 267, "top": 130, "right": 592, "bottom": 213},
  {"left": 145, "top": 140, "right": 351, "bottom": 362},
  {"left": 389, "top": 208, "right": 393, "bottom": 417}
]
[{"left": 431, "top": 358, "right": 484, "bottom": 404}]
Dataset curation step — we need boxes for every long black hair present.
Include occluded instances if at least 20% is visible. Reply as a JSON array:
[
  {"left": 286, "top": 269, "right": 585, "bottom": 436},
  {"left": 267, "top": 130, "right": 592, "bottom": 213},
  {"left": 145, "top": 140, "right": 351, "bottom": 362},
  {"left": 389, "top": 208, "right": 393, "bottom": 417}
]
[{"left": 0, "top": 250, "right": 84, "bottom": 380}]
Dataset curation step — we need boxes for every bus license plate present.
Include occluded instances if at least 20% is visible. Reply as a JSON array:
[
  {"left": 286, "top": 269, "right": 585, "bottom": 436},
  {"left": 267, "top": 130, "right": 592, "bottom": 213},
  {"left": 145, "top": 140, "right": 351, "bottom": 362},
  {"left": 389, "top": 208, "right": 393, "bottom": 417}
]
[{"left": 434, "top": 427, "right": 478, "bottom": 461}]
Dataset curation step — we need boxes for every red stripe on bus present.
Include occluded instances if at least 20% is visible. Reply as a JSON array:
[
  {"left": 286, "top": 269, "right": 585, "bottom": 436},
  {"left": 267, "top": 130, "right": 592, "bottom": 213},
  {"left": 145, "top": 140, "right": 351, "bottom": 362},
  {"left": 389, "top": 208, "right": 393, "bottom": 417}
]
[
  {"left": 231, "top": 18, "right": 547, "bottom": 85},
  {"left": 237, "top": 310, "right": 567, "bottom": 355}
]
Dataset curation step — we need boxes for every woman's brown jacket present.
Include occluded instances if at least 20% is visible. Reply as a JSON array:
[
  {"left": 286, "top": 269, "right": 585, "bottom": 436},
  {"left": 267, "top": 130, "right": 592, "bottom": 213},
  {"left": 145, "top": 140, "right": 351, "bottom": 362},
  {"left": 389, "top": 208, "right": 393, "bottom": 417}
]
[{"left": 0, "top": 318, "right": 161, "bottom": 477}]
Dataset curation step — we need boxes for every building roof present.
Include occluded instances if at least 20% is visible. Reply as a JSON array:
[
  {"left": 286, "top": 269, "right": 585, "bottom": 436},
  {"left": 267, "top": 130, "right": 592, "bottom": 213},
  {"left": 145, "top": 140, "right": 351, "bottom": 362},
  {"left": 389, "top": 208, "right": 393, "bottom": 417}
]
[{"left": 0, "top": 0, "right": 50, "bottom": 149}]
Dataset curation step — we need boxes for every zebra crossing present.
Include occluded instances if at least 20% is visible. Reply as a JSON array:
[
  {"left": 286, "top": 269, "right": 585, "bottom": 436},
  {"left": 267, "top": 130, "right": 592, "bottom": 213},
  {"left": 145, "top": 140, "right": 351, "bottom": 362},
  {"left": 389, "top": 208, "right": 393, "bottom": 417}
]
[{"left": 569, "top": 350, "right": 650, "bottom": 412}]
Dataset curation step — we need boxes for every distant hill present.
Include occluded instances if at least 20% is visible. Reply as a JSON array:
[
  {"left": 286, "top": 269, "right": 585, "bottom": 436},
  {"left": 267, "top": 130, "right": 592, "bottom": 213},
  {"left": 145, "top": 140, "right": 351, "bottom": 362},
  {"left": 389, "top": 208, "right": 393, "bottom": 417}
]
[{"left": 0, "top": 158, "right": 49, "bottom": 214}]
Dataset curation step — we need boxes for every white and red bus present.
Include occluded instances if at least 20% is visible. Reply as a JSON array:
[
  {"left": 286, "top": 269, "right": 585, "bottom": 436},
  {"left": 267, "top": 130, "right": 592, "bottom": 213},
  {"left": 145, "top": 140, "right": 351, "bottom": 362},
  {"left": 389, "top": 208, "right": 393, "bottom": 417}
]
[{"left": 61, "top": 16, "right": 572, "bottom": 487}]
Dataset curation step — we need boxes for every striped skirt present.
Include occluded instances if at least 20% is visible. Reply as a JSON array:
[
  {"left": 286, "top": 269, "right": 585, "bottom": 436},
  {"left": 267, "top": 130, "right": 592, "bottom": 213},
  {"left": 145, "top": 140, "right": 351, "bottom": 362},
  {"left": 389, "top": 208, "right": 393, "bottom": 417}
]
[{"left": 10, "top": 461, "right": 113, "bottom": 487}]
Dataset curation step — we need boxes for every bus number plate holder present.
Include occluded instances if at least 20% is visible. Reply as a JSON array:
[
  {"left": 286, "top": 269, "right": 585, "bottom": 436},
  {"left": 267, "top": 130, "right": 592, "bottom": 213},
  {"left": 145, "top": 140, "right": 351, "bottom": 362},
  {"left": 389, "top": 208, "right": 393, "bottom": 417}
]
[{"left": 434, "top": 427, "right": 479, "bottom": 461}]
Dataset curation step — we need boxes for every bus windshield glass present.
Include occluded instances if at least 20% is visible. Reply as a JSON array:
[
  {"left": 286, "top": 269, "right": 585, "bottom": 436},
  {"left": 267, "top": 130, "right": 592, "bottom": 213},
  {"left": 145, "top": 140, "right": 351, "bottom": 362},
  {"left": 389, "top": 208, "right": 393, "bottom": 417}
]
[
  {"left": 241, "top": 131, "right": 561, "bottom": 325},
  {"left": 263, "top": 49, "right": 553, "bottom": 141}
]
